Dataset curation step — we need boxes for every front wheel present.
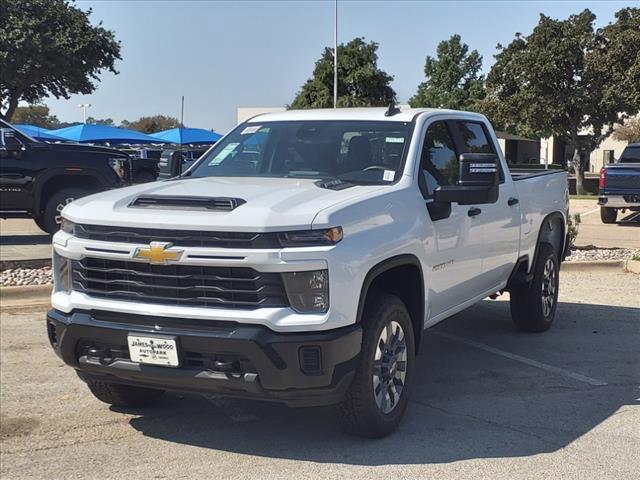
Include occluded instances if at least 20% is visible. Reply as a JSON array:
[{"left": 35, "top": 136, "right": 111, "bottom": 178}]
[
  {"left": 600, "top": 207, "right": 617, "bottom": 224},
  {"left": 510, "top": 242, "right": 559, "bottom": 332},
  {"left": 336, "top": 293, "right": 415, "bottom": 438},
  {"left": 41, "top": 188, "right": 88, "bottom": 234},
  {"left": 86, "top": 379, "right": 164, "bottom": 407}
]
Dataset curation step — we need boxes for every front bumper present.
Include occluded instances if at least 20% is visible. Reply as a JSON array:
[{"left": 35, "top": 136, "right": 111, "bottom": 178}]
[{"left": 47, "top": 309, "right": 362, "bottom": 407}]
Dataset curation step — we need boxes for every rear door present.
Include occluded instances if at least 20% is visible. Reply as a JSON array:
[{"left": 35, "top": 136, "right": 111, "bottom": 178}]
[
  {"left": 450, "top": 120, "right": 520, "bottom": 289},
  {"left": 419, "top": 119, "right": 484, "bottom": 320}
]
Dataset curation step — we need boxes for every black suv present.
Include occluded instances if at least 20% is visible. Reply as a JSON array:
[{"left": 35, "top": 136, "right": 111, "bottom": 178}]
[{"left": 0, "top": 120, "right": 131, "bottom": 233}]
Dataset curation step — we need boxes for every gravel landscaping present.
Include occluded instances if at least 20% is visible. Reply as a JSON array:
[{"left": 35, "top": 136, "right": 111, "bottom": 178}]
[
  {"left": 567, "top": 247, "right": 640, "bottom": 262},
  {"left": 1, "top": 267, "right": 52, "bottom": 287},
  {"left": 1, "top": 248, "right": 638, "bottom": 287}
]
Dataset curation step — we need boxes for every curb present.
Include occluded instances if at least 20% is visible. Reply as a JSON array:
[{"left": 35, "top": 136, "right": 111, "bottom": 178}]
[
  {"left": 0, "top": 284, "right": 52, "bottom": 307},
  {"left": 0, "top": 258, "right": 51, "bottom": 271},
  {"left": 624, "top": 259, "right": 640, "bottom": 275},
  {"left": 562, "top": 260, "right": 624, "bottom": 271}
]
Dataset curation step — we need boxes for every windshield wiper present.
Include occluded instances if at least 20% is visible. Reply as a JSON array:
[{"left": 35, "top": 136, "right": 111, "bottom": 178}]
[{"left": 315, "top": 178, "right": 356, "bottom": 190}]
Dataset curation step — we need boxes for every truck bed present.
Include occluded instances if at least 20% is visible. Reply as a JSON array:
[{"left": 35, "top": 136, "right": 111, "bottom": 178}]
[{"left": 509, "top": 168, "right": 565, "bottom": 181}]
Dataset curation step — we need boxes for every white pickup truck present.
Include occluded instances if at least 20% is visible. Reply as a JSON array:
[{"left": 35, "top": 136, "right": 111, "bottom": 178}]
[{"left": 48, "top": 107, "right": 569, "bottom": 437}]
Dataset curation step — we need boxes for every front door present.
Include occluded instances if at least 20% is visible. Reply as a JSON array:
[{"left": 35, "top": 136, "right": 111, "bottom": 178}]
[
  {"left": 419, "top": 120, "right": 484, "bottom": 321},
  {"left": 0, "top": 136, "right": 32, "bottom": 213},
  {"left": 449, "top": 120, "right": 521, "bottom": 289}
]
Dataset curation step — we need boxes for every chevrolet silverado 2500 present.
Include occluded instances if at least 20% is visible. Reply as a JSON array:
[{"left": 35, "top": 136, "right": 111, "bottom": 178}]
[
  {"left": 48, "top": 108, "right": 569, "bottom": 437},
  {"left": 598, "top": 143, "right": 640, "bottom": 224}
]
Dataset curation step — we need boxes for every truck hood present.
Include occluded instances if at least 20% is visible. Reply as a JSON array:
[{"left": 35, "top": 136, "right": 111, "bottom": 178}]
[{"left": 63, "top": 176, "right": 384, "bottom": 231}]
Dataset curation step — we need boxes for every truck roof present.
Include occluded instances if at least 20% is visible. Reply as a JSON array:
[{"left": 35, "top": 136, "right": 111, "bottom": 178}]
[{"left": 246, "top": 107, "right": 487, "bottom": 124}]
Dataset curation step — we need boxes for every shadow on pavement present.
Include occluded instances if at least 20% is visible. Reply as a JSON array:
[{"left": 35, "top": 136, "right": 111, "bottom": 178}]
[
  {"left": 128, "top": 300, "right": 638, "bottom": 465},
  {"left": 617, "top": 211, "right": 640, "bottom": 226}
]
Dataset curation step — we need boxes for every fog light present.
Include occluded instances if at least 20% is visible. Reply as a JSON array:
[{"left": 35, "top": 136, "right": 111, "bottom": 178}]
[{"left": 282, "top": 270, "right": 329, "bottom": 313}]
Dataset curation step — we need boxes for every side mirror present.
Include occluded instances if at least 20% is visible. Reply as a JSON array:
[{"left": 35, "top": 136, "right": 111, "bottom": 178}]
[
  {"left": 433, "top": 153, "right": 500, "bottom": 205},
  {"left": 1, "top": 128, "right": 24, "bottom": 154}
]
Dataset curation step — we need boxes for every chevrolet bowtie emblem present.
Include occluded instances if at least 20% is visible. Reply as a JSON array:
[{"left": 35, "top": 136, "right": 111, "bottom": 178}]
[{"left": 133, "top": 242, "right": 183, "bottom": 265}]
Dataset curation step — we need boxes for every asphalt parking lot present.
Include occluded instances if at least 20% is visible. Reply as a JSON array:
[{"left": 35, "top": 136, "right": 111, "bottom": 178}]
[{"left": 1, "top": 268, "right": 638, "bottom": 480}]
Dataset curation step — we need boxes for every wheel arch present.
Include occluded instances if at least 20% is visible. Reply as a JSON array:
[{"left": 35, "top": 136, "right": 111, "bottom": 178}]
[
  {"left": 34, "top": 169, "right": 110, "bottom": 215},
  {"left": 356, "top": 254, "right": 425, "bottom": 352},
  {"left": 506, "top": 211, "right": 566, "bottom": 290}
]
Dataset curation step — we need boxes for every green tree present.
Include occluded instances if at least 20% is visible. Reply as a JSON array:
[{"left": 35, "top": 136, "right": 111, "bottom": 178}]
[
  {"left": 9, "top": 103, "right": 61, "bottom": 128},
  {"left": 125, "top": 115, "right": 180, "bottom": 133},
  {"left": 484, "top": 8, "right": 640, "bottom": 194},
  {"left": 613, "top": 117, "right": 640, "bottom": 143},
  {"left": 0, "top": 0, "right": 121, "bottom": 120},
  {"left": 85, "top": 116, "right": 115, "bottom": 126},
  {"left": 409, "top": 35, "right": 485, "bottom": 111},
  {"left": 291, "top": 37, "right": 395, "bottom": 109}
]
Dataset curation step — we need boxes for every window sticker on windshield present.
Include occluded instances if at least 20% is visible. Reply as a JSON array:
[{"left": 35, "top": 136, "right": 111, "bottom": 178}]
[
  {"left": 208, "top": 142, "right": 239, "bottom": 165},
  {"left": 385, "top": 137, "right": 404, "bottom": 143},
  {"left": 241, "top": 125, "right": 261, "bottom": 135},
  {"left": 383, "top": 170, "right": 395, "bottom": 182}
]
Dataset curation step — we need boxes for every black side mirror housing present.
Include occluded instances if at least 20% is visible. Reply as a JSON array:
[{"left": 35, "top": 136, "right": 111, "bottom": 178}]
[
  {"left": 0, "top": 128, "right": 25, "bottom": 158},
  {"left": 433, "top": 153, "right": 500, "bottom": 205}
]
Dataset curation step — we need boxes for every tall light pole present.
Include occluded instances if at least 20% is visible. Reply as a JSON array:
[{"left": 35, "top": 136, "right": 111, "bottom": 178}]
[
  {"left": 333, "top": 0, "right": 338, "bottom": 108},
  {"left": 78, "top": 103, "right": 91, "bottom": 123}
]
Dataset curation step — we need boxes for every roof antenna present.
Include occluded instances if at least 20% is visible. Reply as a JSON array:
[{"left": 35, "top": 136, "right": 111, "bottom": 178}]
[{"left": 384, "top": 102, "right": 401, "bottom": 117}]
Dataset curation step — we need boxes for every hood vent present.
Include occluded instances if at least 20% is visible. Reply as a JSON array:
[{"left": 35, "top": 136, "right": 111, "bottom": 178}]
[{"left": 129, "top": 195, "right": 246, "bottom": 211}]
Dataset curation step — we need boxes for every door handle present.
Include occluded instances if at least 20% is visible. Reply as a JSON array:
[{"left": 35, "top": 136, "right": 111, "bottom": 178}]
[
  {"left": 508, "top": 197, "right": 519, "bottom": 206},
  {"left": 468, "top": 207, "right": 482, "bottom": 217}
]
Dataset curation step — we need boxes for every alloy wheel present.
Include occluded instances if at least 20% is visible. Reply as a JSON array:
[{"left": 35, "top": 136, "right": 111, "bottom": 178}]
[{"left": 372, "top": 320, "right": 407, "bottom": 414}]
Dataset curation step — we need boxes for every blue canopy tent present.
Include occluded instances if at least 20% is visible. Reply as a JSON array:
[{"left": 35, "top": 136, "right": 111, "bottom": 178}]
[
  {"left": 149, "top": 127, "right": 223, "bottom": 145},
  {"left": 51, "top": 124, "right": 167, "bottom": 144},
  {"left": 14, "top": 124, "right": 68, "bottom": 142}
]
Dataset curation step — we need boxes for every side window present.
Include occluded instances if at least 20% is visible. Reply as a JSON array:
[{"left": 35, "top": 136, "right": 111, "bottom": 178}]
[
  {"left": 420, "top": 121, "right": 459, "bottom": 195},
  {"left": 454, "top": 120, "right": 504, "bottom": 181},
  {"left": 454, "top": 121, "right": 494, "bottom": 153}
]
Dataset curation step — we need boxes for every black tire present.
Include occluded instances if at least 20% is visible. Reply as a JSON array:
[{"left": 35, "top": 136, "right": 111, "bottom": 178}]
[
  {"left": 133, "top": 170, "right": 157, "bottom": 184},
  {"left": 336, "top": 293, "right": 415, "bottom": 438},
  {"left": 86, "top": 379, "right": 164, "bottom": 407},
  {"left": 600, "top": 207, "right": 617, "bottom": 224},
  {"left": 41, "top": 188, "right": 88, "bottom": 234},
  {"left": 33, "top": 215, "right": 50, "bottom": 234},
  {"left": 510, "top": 242, "right": 559, "bottom": 332}
]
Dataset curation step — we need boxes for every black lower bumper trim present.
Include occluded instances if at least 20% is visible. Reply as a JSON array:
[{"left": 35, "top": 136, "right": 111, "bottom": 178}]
[{"left": 47, "top": 309, "right": 362, "bottom": 407}]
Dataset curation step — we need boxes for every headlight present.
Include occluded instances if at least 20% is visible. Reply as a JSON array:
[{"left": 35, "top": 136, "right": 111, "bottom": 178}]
[
  {"left": 279, "top": 227, "right": 343, "bottom": 247},
  {"left": 53, "top": 251, "right": 71, "bottom": 292},
  {"left": 108, "top": 158, "right": 126, "bottom": 178},
  {"left": 282, "top": 270, "right": 329, "bottom": 313},
  {"left": 60, "top": 217, "right": 76, "bottom": 235}
]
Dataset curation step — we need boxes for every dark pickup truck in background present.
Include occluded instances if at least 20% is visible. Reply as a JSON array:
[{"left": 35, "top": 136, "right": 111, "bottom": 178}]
[
  {"left": 0, "top": 120, "right": 157, "bottom": 234},
  {"left": 599, "top": 143, "right": 640, "bottom": 224}
]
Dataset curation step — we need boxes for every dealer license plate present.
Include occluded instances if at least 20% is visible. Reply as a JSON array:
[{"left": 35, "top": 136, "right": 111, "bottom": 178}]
[{"left": 127, "top": 335, "right": 179, "bottom": 367}]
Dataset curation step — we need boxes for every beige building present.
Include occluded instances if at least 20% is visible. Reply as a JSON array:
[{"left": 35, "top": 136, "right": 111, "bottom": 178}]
[{"left": 539, "top": 134, "right": 629, "bottom": 173}]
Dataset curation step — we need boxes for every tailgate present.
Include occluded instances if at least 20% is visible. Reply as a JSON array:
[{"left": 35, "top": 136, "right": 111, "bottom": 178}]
[{"left": 603, "top": 165, "right": 640, "bottom": 194}]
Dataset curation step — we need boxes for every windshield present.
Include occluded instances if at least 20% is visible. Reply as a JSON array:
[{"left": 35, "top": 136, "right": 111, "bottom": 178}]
[
  {"left": 188, "top": 120, "right": 412, "bottom": 184},
  {"left": 619, "top": 146, "right": 640, "bottom": 163}
]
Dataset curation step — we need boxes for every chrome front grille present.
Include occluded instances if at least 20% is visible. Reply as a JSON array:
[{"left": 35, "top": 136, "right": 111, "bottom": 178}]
[{"left": 71, "top": 258, "right": 288, "bottom": 309}]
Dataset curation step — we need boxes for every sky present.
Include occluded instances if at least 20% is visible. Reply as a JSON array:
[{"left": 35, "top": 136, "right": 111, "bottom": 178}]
[{"left": 44, "top": 0, "right": 636, "bottom": 133}]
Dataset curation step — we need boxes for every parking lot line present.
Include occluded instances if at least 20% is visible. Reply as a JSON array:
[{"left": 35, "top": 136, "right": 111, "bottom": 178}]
[
  {"left": 432, "top": 331, "right": 609, "bottom": 387},
  {"left": 580, "top": 207, "right": 600, "bottom": 217}
]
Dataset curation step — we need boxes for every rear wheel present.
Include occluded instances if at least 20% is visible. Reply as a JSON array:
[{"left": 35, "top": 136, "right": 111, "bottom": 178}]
[
  {"left": 41, "top": 188, "right": 88, "bottom": 234},
  {"left": 336, "top": 293, "right": 415, "bottom": 438},
  {"left": 510, "top": 242, "right": 559, "bottom": 332},
  {"left": 600, "top": 207, "right": 617, "bottom": 224},
  {"left": 86, "top": 379, "right": 164, "bottom": 407}
]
